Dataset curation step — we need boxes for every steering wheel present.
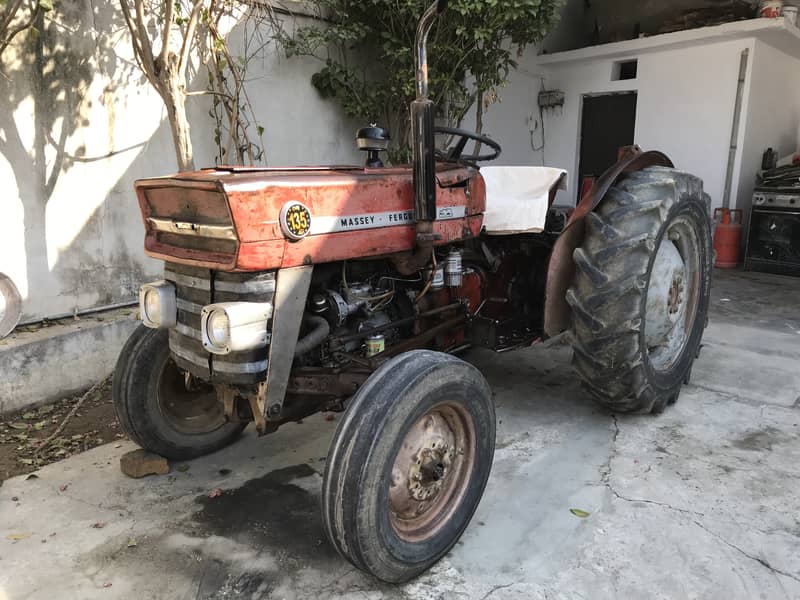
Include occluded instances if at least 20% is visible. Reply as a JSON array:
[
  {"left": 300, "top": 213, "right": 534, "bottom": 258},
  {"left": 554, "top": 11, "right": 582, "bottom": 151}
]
[{"left": 434, "top": 126, "right": 502, "bottom": 163}]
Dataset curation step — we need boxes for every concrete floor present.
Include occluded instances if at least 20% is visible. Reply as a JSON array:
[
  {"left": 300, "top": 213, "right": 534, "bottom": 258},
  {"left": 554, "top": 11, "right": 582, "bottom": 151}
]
[{"left": 1, "top": 270, "right": 799, "bottom": 600}]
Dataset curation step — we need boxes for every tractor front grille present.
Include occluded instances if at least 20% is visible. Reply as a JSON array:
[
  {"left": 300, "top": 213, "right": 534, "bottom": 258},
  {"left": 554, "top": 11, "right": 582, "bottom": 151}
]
[
  {"left": 164, "top": 263, "right": 275, "bottom": 385},
  {"left": 141, "top": 185, "right": 239, "bottom": 268}
]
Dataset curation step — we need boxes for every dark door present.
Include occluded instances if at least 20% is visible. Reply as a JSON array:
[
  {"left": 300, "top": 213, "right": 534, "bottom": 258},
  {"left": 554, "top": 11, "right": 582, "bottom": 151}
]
[{"left": 578, "top": 92, "right": 637, "bottom": 202}]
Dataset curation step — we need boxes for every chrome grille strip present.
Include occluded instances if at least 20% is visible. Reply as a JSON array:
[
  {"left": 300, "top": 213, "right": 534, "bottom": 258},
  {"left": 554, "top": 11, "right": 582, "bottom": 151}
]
[
  {"left": 164, "top": 270, "right": 211, "bottom": 290},
  {"left": 148, "top": 217, "right": 237, "bottom": 240},
  {"left": 177, "top": 298, "right": 204, "bottom": 314},
  {"left": 166, "top": 263, "right": 273, "bottom": 380},
  {"left": 213, "top": 358, "right": 269, "bottom": 374},
  {"left": 170, "top": 344, "right": 209, "bottom": 370},
  {"left": 176, "top": 322, "right": 202, "bottom": 341},
  {"left": 214, "top": 278, "right": 276, "bottom": 294}
]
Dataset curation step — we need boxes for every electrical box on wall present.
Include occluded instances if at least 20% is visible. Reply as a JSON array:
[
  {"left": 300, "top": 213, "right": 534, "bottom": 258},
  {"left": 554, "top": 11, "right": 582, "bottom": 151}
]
[{"left": 538, "top": 90, "right": 565, "bottom": 110}]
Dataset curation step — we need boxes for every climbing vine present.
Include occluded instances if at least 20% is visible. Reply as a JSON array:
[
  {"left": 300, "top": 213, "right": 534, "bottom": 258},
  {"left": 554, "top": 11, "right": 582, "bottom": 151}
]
[{"left": 281, "top": 0, "right": 564, "bottom": 161}]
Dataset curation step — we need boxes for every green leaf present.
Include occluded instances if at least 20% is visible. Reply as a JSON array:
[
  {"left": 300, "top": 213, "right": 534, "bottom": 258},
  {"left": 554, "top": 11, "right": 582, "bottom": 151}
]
[
  {"left": 274, "top": 0, "right": 564, "bottom": 157},
  {"left": 570, "top": 508, "right": 591, "bottom": 519}
]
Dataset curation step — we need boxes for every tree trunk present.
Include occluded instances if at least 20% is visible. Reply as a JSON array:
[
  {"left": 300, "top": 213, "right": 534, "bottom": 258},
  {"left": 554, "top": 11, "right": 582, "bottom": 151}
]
[{"left": 163, "top": 79, "right": 195, "bottom": 172}]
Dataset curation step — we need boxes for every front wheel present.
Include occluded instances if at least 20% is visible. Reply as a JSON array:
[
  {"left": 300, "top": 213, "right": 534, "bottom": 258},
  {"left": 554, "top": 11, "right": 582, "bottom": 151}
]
[
  {"left": 112, "top": 326, "right": 246, "bottom": 460},
  {"left": 567, "top": 167, "right": 713, "bottom": 414},
  {"left": 321, "top": 350, "right": 495, "bottom": 583}
]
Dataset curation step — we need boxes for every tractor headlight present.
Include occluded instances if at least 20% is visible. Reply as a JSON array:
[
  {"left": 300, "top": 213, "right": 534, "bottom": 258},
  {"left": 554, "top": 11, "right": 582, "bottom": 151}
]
[
  {"left": 201, "top": 302, "right": 273, "bottom": 355},
  {"left": 139, "top": 281, "right": 177, "bottom": 329},
  {"left": 206, "top": 311, "right": 230, "bottom": 347}
]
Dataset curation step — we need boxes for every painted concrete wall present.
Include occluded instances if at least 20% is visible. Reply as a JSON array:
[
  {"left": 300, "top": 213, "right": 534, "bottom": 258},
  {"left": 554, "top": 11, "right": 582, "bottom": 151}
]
[
  {"left": 466, "top": 0, "right": 587, "bottom": 167},
  {"left": 635, "top": 39, "right": 750, "bottom": 209},
  {"left": 735, "top": 39, "right": 800, "bottom": 213},
  {"left": 533, "top": 37, "right": 757, "bottom": 208},
  {"left": 0, "top": 0, "right": 587, "bottom": 325},
  {"left": 0, "top": 2, "right": 361, "bottom": 324}
]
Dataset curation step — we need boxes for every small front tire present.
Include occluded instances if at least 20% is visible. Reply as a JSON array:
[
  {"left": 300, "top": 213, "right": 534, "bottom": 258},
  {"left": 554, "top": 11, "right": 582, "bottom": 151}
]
[
  {"left": 112, "top": 326, "right": 246, "bottom": 460},
  {"left": 321, "top": 350, "right": 495, "bottom": 583}
]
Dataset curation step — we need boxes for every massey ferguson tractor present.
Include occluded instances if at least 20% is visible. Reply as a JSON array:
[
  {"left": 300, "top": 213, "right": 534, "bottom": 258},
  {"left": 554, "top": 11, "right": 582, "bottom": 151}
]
[{"left": 114, "top": 0, "right": 713, "bottom": 583}]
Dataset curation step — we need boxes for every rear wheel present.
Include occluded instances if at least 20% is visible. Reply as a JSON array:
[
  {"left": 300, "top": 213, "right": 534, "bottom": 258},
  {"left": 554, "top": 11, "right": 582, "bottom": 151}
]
[
  {"left": 567, "top": 167, "right": 713, "bottom": 414},
  {"left": 322, "top": 350, "right": 495, "bottom": 583},
  {"left": 112, "top": 326, "right": 246, "bottom": 460}
]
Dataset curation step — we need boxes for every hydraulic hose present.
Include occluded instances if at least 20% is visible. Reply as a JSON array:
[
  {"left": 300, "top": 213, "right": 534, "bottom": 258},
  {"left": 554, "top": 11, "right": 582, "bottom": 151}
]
[{"left": 294, "top": 315, "right": 331, "bottom": 356}]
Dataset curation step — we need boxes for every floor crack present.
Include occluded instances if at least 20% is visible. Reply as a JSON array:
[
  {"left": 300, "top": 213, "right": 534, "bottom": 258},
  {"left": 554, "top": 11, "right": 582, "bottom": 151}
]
[
  {"left": 479, "top": 583, "right": 516, "bottom": 600},
  {"left": 692, "top": 519, "right": 800, "bottom": 585},
  {"left": 599, "top": 414, "right": 620, "bottom": 484},
  {"left": 604, "top": 482, "right": 705, "bottom": 518},
  {"left": 602, "top": 414, "right": 705, "bottom": 519}
]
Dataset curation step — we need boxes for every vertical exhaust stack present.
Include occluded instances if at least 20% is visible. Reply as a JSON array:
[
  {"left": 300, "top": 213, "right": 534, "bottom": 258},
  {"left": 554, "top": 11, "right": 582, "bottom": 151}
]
[{"left": 412, "top": 0, "right": 448, "bottom": 226}]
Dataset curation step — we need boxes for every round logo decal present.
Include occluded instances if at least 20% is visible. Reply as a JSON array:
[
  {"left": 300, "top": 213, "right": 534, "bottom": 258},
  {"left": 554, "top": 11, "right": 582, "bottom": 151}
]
[{"left": 279, "top": 202, "right": 312, "bottom": 240}]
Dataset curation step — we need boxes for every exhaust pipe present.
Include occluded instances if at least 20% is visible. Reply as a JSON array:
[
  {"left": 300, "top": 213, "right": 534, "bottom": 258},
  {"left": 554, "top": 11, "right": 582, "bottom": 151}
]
[
  {"left": 392, "top": 0, "right": 448, "bottom": 276},
  {"left": 412, "top": 0, "right": 448, "bottom": 224}
]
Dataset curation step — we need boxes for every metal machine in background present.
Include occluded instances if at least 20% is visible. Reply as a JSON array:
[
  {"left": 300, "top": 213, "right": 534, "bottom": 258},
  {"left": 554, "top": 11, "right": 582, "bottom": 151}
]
[{"left": 747, "top": 169, "right": 800, "bottom": 277}]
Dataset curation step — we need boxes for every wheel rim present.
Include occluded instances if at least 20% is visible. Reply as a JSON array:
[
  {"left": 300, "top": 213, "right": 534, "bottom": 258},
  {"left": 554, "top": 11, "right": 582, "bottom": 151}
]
[
  {"left": 388, "top": 402, "right": 476, "bottom": 543},
  {"left": 644, "top": 214, "right": 702, "bottom": 372},
  {"left": 156, "top": 356, "right": 227, "bottom": 435}
]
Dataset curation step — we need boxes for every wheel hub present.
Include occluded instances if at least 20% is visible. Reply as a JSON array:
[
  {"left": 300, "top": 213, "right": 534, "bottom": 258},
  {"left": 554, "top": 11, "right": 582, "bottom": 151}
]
[
  {"left": 645, "top": 239, "right": 687, "bottom": 349},
  {"left": 643, "top": 215, "right": 702, "bottom": 373},
  {"left": 388, "top": 405, "right": 473, "bottom": 542},
  {"left": 408, "top": 444, "right": 454, "bottom": 502},
  {"left": 157, "top": 358, "right": 226, "bottom": 435},
  {"left": 668, "top": 276, "right": 685, "bottom": 315}
]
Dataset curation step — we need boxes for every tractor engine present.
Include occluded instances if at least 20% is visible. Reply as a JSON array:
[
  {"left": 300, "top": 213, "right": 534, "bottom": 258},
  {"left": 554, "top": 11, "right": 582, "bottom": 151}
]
[{"left": 301, "top": 251, "right": 484, "bottom": 369}]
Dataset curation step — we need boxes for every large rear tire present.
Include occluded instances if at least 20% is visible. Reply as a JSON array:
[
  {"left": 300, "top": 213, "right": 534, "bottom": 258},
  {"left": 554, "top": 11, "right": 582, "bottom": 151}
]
[
  {"left": 567, "top": 166, "right": 713, "bottom": 414},
  {"left": 321, "top": 350, "right": 495, "bottom": 583},
  {"left": 112, "top": 326, "right": 246, "bottom": 460}
]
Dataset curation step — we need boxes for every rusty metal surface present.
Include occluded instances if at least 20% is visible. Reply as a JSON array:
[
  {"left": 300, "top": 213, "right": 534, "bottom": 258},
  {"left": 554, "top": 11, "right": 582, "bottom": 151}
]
[
  {"left": 389, "top": 402, "right": 476, "bottom": 543},
  {"left": 286, "top": 369, "right": 371, "bottom": 397},
  {"left": 543, "top": 147, "right": 674, "bottom": 337},
  {"left": 218, "top": 385, "right": 238, "bottom": 423},
  {"left": 135, "top": 164, "right": 485, "bottom": 272},
  {"left": 248, "top": 383, "right": 268, "bottom": 435},
  {"left": 260, "top": 265, "right": 314, "bottom": 430}
]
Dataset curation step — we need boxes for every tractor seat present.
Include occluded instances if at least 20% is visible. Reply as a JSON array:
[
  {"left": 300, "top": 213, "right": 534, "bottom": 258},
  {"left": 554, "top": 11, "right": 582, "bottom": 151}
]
[{"left": 481, "top": 166, "right": 567, "bottom": 235}]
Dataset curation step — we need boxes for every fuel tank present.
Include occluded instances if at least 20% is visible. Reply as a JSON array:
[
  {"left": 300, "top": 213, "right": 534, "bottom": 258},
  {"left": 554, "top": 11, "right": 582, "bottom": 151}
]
[{"left": 135, "top": 164, "right": 486, "bottom": 271}]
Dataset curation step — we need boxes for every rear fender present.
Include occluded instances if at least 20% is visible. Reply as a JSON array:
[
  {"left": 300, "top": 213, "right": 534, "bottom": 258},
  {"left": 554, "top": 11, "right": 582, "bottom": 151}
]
[{"left": 543, "top": 146, "right": 674, "bottom": 337}]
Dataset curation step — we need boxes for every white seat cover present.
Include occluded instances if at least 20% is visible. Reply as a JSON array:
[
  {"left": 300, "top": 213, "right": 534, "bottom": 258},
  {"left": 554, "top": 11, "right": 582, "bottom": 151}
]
[{"left": 480, "top": 166, "right": 568, "bottom": 235}]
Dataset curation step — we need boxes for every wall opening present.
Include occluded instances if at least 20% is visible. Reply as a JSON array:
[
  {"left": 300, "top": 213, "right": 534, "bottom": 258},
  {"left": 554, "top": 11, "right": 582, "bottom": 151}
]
[
  {"left": 577, "top": 92, "right": 638, "bottom": 202},
  {"left": 612, "top": 60, "right": 639, "bottom": 81}
]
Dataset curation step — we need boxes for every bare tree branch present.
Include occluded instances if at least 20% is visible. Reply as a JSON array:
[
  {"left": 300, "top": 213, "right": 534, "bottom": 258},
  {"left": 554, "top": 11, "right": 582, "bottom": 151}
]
[
  {"left": 159, "top": 0, "right": 174, "bottom": 68},
  {"left": 178, "top": 0, "right": 204, "bottom": 75},
  {"left": 132, "top": 0, "right": 156, "bottom": 75}
]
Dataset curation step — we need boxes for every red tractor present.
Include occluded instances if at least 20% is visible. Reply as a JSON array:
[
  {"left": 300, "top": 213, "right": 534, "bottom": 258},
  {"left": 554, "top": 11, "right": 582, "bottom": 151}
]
[{"left": 115, "top": 0, "right": 713, "bottom": 583}]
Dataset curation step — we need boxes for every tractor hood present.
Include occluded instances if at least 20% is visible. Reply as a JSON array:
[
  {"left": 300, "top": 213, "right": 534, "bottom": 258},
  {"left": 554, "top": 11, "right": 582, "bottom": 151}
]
[{"left": 135, "top": 164, "right": 486, "bottom": 272}]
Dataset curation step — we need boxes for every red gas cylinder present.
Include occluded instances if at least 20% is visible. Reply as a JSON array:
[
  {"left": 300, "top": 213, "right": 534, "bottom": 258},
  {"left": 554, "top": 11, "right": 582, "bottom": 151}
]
[{"left": 713, "top": 208, "right": 743, "bottom": 268}]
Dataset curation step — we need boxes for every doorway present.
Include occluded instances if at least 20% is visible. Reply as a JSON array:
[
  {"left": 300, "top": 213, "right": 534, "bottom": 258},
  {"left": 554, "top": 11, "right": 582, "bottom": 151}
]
[{"left": 578, "top": 92, "right": 638, "bottom": 202}]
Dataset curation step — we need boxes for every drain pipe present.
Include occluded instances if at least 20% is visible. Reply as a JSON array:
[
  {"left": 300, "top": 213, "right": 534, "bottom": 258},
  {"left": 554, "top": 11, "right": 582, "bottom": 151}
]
[
  {"left": 722, "top": 48, "right": 750, "bottom": 210},
  {"left": 17, "top": 300, "right": 138, "bottom": 328}
]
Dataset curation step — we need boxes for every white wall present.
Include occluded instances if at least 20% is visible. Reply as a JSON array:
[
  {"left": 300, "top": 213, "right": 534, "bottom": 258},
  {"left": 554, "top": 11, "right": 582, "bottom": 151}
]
[
  {"left": 635, "top": 39, "right": 751, "bottom": 208},
  {"left": 532, "top": 38, "right": 756, "bottom": 207},
  {"left": 734, "top": 39, "right": 800, "bottom": 213},
  {"left": 0, "top": 2, "right": 361, "bottom": 323},
  {"left": 465, "top": 0, "right": 588, "bottom": 167}
]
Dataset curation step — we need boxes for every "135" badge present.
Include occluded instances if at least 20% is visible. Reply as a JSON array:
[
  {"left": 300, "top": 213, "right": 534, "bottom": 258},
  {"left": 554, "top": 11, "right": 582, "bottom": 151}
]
[{"left": 279, "top": 202, "right": 312, "bottom": 240}]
